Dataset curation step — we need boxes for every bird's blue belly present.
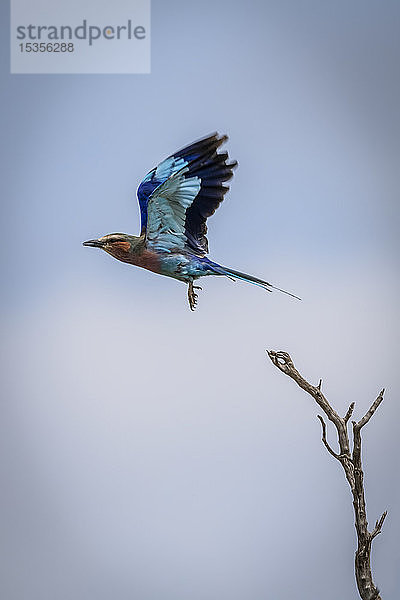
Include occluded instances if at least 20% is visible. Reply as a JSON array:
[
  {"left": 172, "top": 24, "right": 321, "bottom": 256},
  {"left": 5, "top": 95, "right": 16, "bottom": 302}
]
[{"left": 157, "top": 253, "right": 214, "bottom": 282}]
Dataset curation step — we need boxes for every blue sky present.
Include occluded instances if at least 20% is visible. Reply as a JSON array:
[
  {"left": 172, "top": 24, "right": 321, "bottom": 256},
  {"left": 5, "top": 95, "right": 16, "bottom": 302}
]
[{"left": 1, "top": 1, "right": 399, "bottom": 598}]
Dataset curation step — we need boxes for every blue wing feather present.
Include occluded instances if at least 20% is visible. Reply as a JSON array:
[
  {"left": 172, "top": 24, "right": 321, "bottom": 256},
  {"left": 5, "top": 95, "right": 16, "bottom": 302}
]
[
  {"left": 137, "top": 133, "right": 237, "bottom": 253},
  {"left": 137, "top": 134, "right": 216, "bottom": 233}
]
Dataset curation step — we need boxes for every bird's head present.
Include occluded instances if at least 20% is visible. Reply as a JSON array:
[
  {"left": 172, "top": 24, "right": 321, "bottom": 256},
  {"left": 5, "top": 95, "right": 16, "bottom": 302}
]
[{"left": 83, "top": 233, "right": 138, "bottom": 263}]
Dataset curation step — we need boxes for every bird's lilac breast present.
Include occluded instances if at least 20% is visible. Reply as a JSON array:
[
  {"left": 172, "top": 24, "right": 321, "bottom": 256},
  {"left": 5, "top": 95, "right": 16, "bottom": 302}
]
[{"left": 131, "top": 249, "right": 162, "bottom": 274}]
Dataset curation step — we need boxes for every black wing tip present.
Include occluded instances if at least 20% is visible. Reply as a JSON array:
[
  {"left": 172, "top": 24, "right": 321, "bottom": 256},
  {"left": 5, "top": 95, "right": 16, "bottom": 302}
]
[
  {"left": 183, "top": 131, "right": 225, "bottom": 149},
  {"left": 187, "top": 135, "right": 234, "bottom": 169},
  {"left": 197, "top": 131, "right": 228, "bottom": 143},
  {"left": 188, "top": 131, "right": 229, "bottom": 151},
  {"left": 171, "top": 132, "right": 229, "bottom": 170},
  {"left": 199, "top": 132, "right": 229, "bottom": 153},
  {"left": 216, "top": 133, "right": 228, "bottom": 144}
]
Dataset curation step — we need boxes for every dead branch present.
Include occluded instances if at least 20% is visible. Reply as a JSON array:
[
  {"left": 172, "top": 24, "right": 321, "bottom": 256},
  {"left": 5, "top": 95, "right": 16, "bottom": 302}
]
[
  {"left": 267, "top": 350, "right": 386, "bottom": 600},
  {"left": 344, "top": 402, "right": 355, "bottom": 424}
]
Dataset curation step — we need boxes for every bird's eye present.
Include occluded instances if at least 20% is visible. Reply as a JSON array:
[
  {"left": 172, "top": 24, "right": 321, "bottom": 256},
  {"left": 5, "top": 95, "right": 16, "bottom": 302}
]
[{"left": 107, "top": 238, "right": 130, "bottom": 252}]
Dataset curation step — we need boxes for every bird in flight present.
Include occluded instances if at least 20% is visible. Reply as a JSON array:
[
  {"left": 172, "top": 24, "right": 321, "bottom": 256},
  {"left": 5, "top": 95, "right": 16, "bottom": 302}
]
[{"left": 83, "top": 133, "right": 299, "bottom": 310}]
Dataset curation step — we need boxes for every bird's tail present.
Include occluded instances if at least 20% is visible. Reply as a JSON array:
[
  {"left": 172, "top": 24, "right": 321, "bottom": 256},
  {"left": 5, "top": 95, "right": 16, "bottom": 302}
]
[{"left": 209, "top": 263, "right": 301, "bottom": 300}]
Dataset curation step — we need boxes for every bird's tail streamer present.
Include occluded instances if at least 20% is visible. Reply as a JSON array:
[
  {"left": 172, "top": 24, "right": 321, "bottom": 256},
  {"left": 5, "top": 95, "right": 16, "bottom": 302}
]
[{"left": 210, "top": 264, "right": 301, "bottom": 300}]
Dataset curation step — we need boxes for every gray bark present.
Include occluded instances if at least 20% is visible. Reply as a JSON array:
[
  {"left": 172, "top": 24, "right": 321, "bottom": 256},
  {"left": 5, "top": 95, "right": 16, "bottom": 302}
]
[{"left": 267, "top": 350, "right": 386, "bottom": 600}]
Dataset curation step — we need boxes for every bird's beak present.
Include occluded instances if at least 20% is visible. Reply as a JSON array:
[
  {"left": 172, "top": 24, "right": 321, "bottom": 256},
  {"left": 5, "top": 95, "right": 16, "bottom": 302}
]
[{"left": 83, "top": 239, "right": 103, "bottom": 248}]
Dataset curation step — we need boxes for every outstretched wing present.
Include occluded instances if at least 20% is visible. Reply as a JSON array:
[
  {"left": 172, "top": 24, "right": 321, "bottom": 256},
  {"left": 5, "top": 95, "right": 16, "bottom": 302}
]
[
  {"left": 145, "top": 171, "right": 202, "bottom": 253},
  {"left": 138, "top": 133, "right": 237, "bottom": 255}
]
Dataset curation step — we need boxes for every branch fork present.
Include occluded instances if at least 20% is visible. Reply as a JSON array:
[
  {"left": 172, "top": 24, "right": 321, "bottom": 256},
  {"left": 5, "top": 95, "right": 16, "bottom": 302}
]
[{"left": 267, "top": 350, "right": 386, "bottom": 600}]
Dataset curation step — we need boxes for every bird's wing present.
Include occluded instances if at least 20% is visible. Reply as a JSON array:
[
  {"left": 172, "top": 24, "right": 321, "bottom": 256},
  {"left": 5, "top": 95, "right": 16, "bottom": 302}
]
[
  {"left": 138, "top": 133, "right": 237, "bottom": 255},
  {"left": 145, "top": 170, "right": 202, "bottom": 253}
]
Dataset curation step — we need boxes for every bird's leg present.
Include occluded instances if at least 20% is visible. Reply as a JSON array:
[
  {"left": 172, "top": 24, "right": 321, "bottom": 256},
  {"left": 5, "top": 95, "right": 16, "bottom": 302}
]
[{"left": 187, "top": 280, "right": 202, "bottom": 311}]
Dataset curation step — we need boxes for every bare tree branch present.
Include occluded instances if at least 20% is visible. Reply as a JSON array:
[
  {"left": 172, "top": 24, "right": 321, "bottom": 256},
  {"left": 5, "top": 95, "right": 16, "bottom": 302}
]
[
  {"left": 356, "top": 390, "right": 385, "bottom": 430},
  {"left": 371, "top": 512, "right": 387, "bottom": 541},
  {"left": 344, "top": 402, "right": 355, "bottom": 424},
  {"left": 317, "top": 414, "right": 344, "bottom": 461},
  {"left": 267, "top": 350, "right": 386, "bottom": 600}
]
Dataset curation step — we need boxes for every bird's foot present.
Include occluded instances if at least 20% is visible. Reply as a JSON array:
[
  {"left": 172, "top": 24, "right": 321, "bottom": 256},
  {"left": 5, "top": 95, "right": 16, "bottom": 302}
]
[{"left": 188, "top": 282, "right": 202, "bottom": 311}]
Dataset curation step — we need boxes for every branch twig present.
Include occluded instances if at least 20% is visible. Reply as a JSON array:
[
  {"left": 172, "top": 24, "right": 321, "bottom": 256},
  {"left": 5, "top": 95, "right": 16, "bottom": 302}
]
[
  {"left": 267, "top": 350, "right": 386, "bottom": 600},
  {"left": 317, "top": 414, "right": 346, "bottom": 461},
  {"left": 344, "top": 402, "right": 355, "bottom": 424},
  {"left": 356, "top": 390, "right": 385, "bottom": 430}
]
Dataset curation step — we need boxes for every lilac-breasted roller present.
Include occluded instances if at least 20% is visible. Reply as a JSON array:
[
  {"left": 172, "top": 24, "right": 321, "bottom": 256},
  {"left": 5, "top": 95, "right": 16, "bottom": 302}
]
[{"left": 83, "top": 133, "right": 299, "bottom": 310}]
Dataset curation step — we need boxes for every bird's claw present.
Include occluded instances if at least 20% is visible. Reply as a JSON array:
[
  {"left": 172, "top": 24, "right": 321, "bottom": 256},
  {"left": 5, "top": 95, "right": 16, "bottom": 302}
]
[{"left": 188, "top": 282, "right": 201, "bottom": 311}]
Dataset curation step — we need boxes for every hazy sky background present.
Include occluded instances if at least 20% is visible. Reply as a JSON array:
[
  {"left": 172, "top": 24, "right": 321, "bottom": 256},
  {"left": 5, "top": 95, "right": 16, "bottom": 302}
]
[{"left": 1, "top": 1, "right": 399, "bottom": 598}]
